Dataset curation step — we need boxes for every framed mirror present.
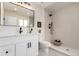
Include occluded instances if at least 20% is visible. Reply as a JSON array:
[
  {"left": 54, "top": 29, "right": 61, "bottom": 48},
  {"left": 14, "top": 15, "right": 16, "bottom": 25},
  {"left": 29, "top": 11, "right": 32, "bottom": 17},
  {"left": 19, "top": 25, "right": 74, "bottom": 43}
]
[
  {"left": 1, "top": 2, "right": 34, "bottom": 27},
  {"left": 0, "top": 3, "right": 1, "bottom": 25}
]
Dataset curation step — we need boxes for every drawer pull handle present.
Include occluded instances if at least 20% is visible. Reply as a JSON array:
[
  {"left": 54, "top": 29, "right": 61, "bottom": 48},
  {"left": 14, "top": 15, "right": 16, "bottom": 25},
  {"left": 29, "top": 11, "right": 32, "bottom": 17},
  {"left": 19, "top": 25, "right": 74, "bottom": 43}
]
[
  {"left": 5, "top": 51, "right": 8, "bottom": 54},
  {"left": 27, "top": 42, "right": 32, "bottom": 48},
  {"left": 27, "top": 43, "right": 30, "bottom": 48}
]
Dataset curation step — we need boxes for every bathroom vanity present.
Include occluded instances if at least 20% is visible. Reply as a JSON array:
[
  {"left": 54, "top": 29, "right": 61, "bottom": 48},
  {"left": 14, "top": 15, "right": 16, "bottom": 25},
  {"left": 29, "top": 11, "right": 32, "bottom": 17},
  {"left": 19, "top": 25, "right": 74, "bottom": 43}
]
[{"left": 0, "top": 2, "right": 38, "bottom": 56}]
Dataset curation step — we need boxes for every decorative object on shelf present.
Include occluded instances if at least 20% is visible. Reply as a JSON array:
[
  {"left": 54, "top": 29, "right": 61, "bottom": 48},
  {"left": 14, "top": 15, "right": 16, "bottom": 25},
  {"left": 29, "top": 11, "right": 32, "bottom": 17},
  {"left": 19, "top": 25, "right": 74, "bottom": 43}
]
[
  {"left": 52, "top": 39, "right": 62, "bottom": 46},
  {"left": 37, "top": 21, "right": 42, "bottom": 28},
  {"left": 19, "top": 27, "right": 23, "bottom": 34}
]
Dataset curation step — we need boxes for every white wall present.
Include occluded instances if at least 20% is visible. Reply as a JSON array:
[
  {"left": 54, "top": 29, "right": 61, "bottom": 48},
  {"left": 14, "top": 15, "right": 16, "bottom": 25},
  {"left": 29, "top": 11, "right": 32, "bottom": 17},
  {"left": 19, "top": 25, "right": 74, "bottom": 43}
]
[
  {"left": 0, "top": 3, "right": 45, "bottom": 41},
  {"left": 30, "top": 3, "right": 45, "bottom": 41},
  {"left": 52, "top": 3, "right": 79, "bottom": 50}
]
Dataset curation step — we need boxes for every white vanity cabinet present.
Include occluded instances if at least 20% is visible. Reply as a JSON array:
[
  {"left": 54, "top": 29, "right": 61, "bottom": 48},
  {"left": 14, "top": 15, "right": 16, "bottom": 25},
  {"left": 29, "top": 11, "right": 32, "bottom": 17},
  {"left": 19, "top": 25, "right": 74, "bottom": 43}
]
[
  {"left": 0, "top": 35, "right": 38, "bottom": 56},
  {"left": 16, "top": 35, "right": 38, "bottom": 56},
  {"left": 26, "top": 39, "right": 38, "bottom": 56},
  {"left": 16, "top": 42, "right": 27, "bottom": 56},
  {"left": 16, "top": 39, "right": 38, "bottom": 56}
]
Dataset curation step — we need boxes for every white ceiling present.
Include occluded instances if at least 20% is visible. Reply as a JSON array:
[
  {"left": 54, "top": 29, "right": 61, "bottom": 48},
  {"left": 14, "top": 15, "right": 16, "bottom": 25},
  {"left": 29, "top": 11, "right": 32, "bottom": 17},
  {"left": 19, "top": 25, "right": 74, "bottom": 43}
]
[
  {"left": 31, "top": 2, "right": 73, "bottom": 11},
  {"left": 47, "top": 2, "right": 73, "bottom": 11}
]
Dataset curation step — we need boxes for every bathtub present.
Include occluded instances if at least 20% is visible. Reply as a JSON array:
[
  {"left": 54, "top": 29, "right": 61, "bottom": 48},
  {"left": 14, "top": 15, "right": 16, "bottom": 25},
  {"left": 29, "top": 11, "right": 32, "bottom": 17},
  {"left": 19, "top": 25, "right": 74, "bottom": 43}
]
[
  {"left": 39, "top": 40, "right": 79, "bottom": 56},
  {"left": 49, "top": 44, "right": 79, "bottom": 56}
]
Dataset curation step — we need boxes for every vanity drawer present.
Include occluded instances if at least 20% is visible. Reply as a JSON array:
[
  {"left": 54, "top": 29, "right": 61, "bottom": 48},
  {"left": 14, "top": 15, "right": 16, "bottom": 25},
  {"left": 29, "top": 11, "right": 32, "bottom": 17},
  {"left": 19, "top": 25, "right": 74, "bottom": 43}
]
[{"left": 0, "top": 45, "right": 15, "bottom": 56}]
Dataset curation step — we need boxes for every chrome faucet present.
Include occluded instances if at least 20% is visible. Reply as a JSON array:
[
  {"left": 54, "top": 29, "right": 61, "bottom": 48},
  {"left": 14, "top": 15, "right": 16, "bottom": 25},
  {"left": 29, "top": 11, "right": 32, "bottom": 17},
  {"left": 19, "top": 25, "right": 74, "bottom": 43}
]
[{"left": 19, "top": 27, "right": 23, "bottom": 34}]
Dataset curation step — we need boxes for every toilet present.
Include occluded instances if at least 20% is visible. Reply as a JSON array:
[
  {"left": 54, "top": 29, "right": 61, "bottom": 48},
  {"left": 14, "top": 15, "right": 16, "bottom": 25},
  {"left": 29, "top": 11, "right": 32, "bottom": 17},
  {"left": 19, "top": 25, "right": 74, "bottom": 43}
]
[{"left": 38, "top": 40, "right": 51, "bottom": 56}]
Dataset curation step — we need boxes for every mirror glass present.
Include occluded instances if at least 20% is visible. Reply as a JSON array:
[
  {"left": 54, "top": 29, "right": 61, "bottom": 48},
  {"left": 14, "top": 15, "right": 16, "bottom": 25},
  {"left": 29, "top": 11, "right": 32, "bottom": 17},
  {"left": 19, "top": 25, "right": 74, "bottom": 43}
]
[
  {"left": 3, "top": 2, "right": 34, "bottom": 27},
  {"left": 0, "top": 3, "right": 1, "bottom": 25}
]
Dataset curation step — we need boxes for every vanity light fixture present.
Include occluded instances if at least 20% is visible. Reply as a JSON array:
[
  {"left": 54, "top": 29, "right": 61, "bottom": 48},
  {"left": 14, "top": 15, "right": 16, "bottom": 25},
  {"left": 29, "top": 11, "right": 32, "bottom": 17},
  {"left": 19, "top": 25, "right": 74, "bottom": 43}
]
[
  {"left": 24, "top": 2, "right": 31, "bottom": 6},
  {"left": 18, "top": 2, "right": 31, "bottom": 6}
]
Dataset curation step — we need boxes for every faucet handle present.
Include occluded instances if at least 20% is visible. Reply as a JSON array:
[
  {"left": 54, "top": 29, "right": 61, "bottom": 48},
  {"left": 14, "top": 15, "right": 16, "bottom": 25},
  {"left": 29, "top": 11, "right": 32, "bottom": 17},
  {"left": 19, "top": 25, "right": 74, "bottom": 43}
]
[{"left": 29, "top": 28, "right": 33, "bottom": 33}]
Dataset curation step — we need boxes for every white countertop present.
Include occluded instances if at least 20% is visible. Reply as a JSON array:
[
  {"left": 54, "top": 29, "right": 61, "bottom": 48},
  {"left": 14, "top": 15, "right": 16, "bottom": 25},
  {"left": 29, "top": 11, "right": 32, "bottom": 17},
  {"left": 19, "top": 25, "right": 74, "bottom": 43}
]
[{"left": 0, "top": 34, "right": 38, "bottom": 46}]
